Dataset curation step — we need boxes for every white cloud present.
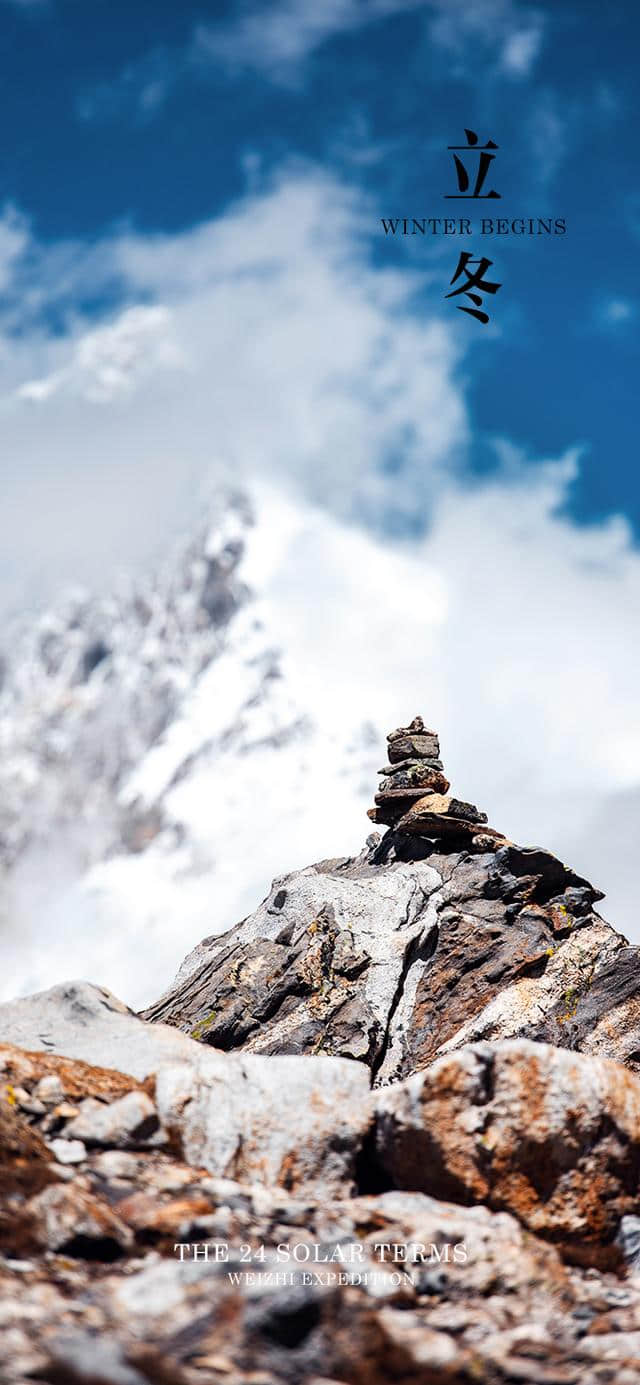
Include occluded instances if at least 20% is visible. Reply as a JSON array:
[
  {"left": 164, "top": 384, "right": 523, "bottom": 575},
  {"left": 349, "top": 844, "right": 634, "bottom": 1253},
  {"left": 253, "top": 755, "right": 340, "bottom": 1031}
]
[
  {"left": 600, "top": 297, "right": 635, "bottom": 326},
  {"left": 246, "top": 469, "right": 640, "bottom": 943},
  {"left": 426, "top": 0, "right": 544, "bottom": 78},
  {"left": 501, "top": 24, "right": 543, "bottom": 75},
  {"left": 525, "top": 88, "right": 570, "bottom": 186},
  {"left": 80, "top": 0, "right": 545, "bottom": 116},
  {"left": 0, "top": 205, "right": 29, "bottom": 290},
  {"left": 0, "top": 165, "right": 467, "bottom": 588},
  {"left": 0, "top": 160, "right": 639, "bottom": 952},
  {"left": 196, "top": 0, "right": 546, "bottom": 78},
  {"left": 193, "top": 0, "right": 422, "bottom": 78}
]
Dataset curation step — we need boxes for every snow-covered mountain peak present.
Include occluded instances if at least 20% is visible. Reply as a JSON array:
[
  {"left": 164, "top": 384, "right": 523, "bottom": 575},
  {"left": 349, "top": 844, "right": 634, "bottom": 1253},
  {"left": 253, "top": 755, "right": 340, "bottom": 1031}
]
[{"left": 0, "top": 489, "right": 380, "bottom": 1004}]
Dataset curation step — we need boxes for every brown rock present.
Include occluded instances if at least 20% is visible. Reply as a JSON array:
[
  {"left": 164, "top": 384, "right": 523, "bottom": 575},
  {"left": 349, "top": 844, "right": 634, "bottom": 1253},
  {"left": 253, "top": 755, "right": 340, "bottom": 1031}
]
[
  {"left": 402, "top": 792, "right": 487, "bottom": 822},
  {"left": 376, "top": 1038, "right": 640, "bottom": 1266},
  {"left": 25, "top": 1182, "right": 133, "bottom": 1258},
  {"left": 388, "top": 793, "right": 488, "bottom": 837},
  {"left": 372, "top": 780, "right": 451, "bottom": 828},
  {"left": 0, "top": 1043, "right": 147, "bottom": 1103},
  {"left": 0, "top": 1092, "right": 55, "bottom": 1199},
  {"left": 369, "top": 795, "right": 488, "bottom": 834},
  {"left": 387, "top": 730, "right": 440, "bottom": 763},
  {"left": 115, "top": 1191, "right": 214, "bottom": 1238}
]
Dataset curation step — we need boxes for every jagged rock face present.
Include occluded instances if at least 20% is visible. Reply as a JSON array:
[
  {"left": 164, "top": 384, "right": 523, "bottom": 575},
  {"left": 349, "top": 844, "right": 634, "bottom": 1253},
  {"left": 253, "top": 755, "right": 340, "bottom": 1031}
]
[{"left": 140, "top": 836, "right": 637, "bottom": 1086}]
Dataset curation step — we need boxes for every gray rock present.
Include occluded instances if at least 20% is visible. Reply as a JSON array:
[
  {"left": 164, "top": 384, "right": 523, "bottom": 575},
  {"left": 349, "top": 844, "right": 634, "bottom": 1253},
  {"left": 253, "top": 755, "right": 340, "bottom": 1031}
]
[
  {"left": 0, "top": 981, "right": 212, "bottom": 1080},
  {"left": 47, "top": 1138, "right": 87, "bottom": 1165},
  {"left": 142, "top": 856, "right": 442, "bottom": 1082},
  {"left": 63, "top": 1091, "right": 159, "bottom": 1147},
  {"left": 616, "top": 1215, "right": 640, "bottom": 1272},
  {"left": 5, "top": 1179, "right": 632, "bottom": 1385},
  {"left": 41, "top": 1330, "right": 149, "bottom": 1385},
  {"left": 34, "top": 1074, "right": 66, "bottom": 1105},
  {"left": 26, "top": 1183, "right": 133, "bottom": 1256},
  {"left": 91, "top": 1151, "right": 145, "bottom": 1182},
  {"left": 155, "top": 1050, "right": 371, "bottom": 1194}
]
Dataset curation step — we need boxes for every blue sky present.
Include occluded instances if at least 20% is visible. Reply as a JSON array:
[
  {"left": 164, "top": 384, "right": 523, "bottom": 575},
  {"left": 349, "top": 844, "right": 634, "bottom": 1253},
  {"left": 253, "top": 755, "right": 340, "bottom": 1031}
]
[{"left": 0, "top": 0, "right": 638, "bottom": 536}]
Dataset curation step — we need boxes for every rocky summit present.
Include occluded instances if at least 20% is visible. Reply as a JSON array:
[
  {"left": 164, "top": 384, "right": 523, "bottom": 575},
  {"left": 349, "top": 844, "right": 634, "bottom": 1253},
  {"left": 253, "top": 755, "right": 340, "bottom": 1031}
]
[{"left": 3, "top": 721, "right": 640, "bottom": 1382}]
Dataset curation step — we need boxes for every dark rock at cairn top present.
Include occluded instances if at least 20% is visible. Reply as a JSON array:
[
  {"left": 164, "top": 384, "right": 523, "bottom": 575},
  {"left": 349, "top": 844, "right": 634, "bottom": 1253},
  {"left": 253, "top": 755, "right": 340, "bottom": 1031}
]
[
  {"left": 368, "top": 715, "right": 501, "bottom": 843},
  {"left": 386, "top": 715, "right": 441, "bottom": 764}
]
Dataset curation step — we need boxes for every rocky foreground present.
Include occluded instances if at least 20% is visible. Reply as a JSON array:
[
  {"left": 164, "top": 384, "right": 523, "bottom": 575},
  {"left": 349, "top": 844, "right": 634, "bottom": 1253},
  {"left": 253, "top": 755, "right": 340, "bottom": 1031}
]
[{"left": 2, "top": 721, "right": 640, "bottom": 1383}]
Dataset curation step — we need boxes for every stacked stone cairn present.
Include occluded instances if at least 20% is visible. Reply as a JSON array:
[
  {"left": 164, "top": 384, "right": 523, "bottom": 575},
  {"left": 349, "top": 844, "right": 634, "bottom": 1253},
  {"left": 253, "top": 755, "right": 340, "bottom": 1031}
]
[{"left": 368, "top": 716, "right": 505, "bottom": 847}]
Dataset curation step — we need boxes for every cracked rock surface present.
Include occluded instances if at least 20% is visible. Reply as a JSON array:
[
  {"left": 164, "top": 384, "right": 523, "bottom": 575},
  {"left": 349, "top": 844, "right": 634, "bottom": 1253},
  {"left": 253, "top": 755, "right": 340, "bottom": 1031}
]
[{"left": 141, "top": 832, "right": 635, "bottom": 1087}]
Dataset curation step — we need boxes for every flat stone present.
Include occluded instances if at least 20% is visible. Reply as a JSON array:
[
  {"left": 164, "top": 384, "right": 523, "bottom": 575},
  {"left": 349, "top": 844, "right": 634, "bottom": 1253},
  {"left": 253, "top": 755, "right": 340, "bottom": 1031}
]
[
  {"left": 392, "top": 794, "right": 488, "bottom": 834},
  {"left": 377, "top": 758, "right": 444, "bottom": 775},
  {"left": 376, "top": 776, "right": 450, "bottom": 802},
  {"left": 373, "top": 779, "right": 453, "bottom": 829},
  {"left": 387, "top": 732, "right": 440, "bottom": 763},
  {"left": 407, "top": 793, "right": 486, "bottom": 821}
]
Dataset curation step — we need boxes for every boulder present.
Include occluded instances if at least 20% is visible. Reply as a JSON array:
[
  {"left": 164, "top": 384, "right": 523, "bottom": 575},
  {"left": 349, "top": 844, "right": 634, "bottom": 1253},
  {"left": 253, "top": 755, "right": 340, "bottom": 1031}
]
[
  {"left": 375, "top": 1038, "right": 640, "bottom": 1264},
  {"left": 0, "top": 999, "right": 372, "bottom": 1197},
  {"left": 0, "top": 982, "right": 202, "bottom": 1081},
  {"left": 154, "top": 1051, "right": 371, "bottom": 1194}
]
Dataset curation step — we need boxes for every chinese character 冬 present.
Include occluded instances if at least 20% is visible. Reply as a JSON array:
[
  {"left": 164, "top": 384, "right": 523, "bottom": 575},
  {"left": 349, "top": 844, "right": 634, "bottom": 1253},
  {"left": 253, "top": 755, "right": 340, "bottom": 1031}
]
[
  {"left": 445, "top": 251, "right": 501, "bottom": 324},
  {"left": 446, "top": 129, "right": 501, "bottom": 199}
]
